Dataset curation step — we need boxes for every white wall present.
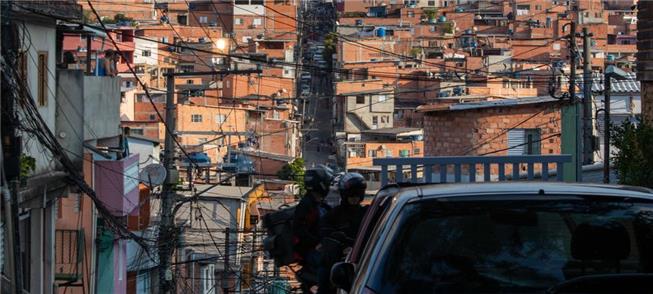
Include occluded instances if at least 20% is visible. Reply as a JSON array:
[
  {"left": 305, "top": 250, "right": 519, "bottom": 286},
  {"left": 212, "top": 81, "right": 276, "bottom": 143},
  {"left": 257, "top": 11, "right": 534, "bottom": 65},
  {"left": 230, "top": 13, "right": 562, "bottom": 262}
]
[
  {"left": 127, "top": 139, "right": 160, "bottom": 170},
  {"left": 21, "top": 22, "right": 57, "bottom": 174},
  {"left": 134, "top": 38, "right": 159, "bottom": 66}
]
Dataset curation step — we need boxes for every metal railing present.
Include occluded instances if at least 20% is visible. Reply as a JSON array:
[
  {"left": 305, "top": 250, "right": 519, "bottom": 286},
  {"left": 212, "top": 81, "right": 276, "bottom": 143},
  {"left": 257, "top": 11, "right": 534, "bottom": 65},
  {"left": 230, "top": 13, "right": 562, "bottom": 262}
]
[
  {"left": 55, "top": 229, "right": 84, "bottom": 282},
  {"left": 373, "top": 155, "right": 573, "bottom": 186}
]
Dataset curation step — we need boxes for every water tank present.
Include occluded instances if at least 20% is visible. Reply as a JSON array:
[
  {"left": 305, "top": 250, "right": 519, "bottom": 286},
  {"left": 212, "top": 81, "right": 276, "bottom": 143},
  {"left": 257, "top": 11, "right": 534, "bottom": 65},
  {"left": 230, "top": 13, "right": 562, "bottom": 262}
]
[
  {"left": 607, "top": 55, "right": 616, "bottom": 62},
  {"left": 455, "top": 7, "right": 464, "bottom": 12},
  {"left": 438, "top": 16, "right": 447, "bottom": 22},
  {"left": 376, "top": 27, "right": 386, "bottom": 37}
]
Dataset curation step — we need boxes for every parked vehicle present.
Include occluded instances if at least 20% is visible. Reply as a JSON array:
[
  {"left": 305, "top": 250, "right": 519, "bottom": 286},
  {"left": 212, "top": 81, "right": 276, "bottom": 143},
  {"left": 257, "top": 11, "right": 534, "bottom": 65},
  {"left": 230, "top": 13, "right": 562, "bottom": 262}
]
[{"left": 332, "top": 182, "right": 653, "bottom": 293}]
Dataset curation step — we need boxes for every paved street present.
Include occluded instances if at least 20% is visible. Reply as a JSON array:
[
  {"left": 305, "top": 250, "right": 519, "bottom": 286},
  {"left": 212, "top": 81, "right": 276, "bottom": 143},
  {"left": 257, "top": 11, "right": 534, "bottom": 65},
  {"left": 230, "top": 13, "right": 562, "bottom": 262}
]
[{"left": 299, "top": 1, "right": 337, "bottom": 169}]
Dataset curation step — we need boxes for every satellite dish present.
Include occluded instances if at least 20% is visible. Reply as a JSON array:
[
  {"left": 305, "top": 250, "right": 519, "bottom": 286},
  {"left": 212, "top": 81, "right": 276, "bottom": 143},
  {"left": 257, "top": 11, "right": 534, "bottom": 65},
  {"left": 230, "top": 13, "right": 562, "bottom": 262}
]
[{"left": 139, "top": 164, "right": 167, "bottom": 186}]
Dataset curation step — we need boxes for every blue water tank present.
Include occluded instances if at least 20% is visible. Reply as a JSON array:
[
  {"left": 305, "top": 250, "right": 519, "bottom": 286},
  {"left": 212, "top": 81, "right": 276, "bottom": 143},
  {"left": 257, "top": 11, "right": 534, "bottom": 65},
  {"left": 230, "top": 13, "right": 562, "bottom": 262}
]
[
  {"left": 439, "top": 16, "right": 447, "bottom": 22},
  {"left": 607, "top": 54, "right": 616, "bottom": 62},
  {"left": 376, "top": 27, "right": 386, "bottom": 37},
  {"left": 455, "top": 7, "right": 464, "bottom": 12}
]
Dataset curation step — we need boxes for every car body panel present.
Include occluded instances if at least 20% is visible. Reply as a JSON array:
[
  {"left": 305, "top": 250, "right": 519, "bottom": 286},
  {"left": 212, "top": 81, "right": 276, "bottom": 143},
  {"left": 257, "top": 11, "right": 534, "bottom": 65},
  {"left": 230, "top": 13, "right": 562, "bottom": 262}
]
[{"left": 344, "top": 182, "right": 653, "bottom": 293}]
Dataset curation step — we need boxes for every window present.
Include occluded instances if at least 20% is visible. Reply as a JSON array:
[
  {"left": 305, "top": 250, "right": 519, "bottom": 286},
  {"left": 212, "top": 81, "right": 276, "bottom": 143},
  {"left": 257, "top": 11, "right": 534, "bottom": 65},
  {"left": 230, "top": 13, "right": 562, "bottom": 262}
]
[
  {"left": 141, "top": 50, "right": 151, "bottom": 57},
  {"left": 191, "top": 114, "right": 203, "bottom": 122},
  {"left": 399, "top": 149, "right": 410, "bottom": 157},
  {"left": 199, "top": 16, "right": 208, "bottom": 23},
  {"left": 414, "top": 148, "right": 421, "bottom": 155},
  {"left": 161, "top": 36, "right": 168, "bottom": 43},
  {"left": 201, "top": 264, "right": 215, "bottom": 294},
  {"left": 235, "top": 18, "right": 243, "bottom": 25},
  {"left": 215, "top": 114, "right": 226, "bottom": 123},
  {"left": 242, "top": 36, "right": 252, "bottom": 43},
  {"left": 149, "top": 114, "right": 156, "bottom": 120},
  {"left": 37, "top": 52, "right": 48, "bottom": 106},
  {"left": 131, "top": 128, "right": 144, "bottom": 135},
  {"left": 356, "top": 95, "right": 365, "bottom": 104},
  {"left": 186, "top": 79, "right": 194, "bottom": 84},
  {"left": 253, "top": 18, "right": 262, "bottom": 26},
  {"left": 348, "top": 144, "right": 365, "bottom": 158},
  {"left": 369, "top": 199, "right": 653, "bottom": 293},
  {"left": 272, "top": 110, "right": 280, "bottom": 119},
  {"left": 407, "top": 11, "right": 415, "bottom": 18},
  {"left": 378, "top": 94, "right": 387, "bottom": 102},
  {"left": 507, "top": 128, "right": 541, "bottom": 155},
  {"left": 368, "top": 149, "right": 377, "bottom": 158},
  {"left": 428, "top": 0, "right": 435, "bottom": 6},
  {"left": 180, "top": 65, "right": 194, "bottom": 73},
  {"left": 372, "top": 116, "right": 378, "bottom": 127},
  {"left": 177, "top": 14, "right": 188, "bottom": 25}
]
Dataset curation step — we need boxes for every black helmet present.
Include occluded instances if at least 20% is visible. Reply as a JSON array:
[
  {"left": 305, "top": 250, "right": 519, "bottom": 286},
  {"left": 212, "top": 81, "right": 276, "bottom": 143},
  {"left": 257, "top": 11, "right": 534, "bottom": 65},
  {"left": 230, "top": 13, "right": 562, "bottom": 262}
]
[
  {"left": 304, "top": 165, "right": 334, "bottom": 195},
  {"left": 338, "top": 172, "right": 367, "bottom": 202}
]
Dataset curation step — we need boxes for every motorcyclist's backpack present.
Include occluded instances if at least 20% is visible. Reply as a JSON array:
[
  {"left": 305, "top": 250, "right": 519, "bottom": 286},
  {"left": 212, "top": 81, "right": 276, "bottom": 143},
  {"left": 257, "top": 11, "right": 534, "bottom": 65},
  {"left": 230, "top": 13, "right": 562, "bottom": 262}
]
[{"left": 262, "top": 205, "right": 296, "bottom": 267}]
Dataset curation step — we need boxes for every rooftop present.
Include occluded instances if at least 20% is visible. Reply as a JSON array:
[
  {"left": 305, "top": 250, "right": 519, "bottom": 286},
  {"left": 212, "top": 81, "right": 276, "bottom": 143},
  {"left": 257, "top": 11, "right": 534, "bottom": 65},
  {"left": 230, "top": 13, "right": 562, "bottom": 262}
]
[
  {"left": 417, "top": 96, "right": 559, "bottom": 113},
  {"left": 191, "top": 185, "right": 254, "bottom": 200},
  {"left": 361, "top": 127, "right": 422, "bottom": 135}
]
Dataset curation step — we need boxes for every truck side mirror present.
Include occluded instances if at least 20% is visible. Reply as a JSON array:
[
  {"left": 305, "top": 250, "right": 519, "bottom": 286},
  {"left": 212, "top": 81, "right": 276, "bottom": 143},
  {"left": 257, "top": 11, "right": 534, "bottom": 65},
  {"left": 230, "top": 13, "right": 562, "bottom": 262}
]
[{"left": 331, "top": 262, "right": 355, "bottom": 291}]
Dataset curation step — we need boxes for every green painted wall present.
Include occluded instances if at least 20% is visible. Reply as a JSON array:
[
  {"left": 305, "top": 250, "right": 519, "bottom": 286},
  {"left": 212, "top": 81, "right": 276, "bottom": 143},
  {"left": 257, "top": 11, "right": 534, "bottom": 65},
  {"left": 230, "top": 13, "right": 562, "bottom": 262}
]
[
  {"left": 561, "top": 103, "right": 579, "bottom": 182},
  {"left": 96, "top": 221, "right": 115, "bottom": 293}
]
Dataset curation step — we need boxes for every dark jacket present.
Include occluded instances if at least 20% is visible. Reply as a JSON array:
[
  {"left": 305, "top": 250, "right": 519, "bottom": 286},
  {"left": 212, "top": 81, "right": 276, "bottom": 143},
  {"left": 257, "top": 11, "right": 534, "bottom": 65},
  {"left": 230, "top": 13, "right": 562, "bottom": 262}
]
[{"left": 293, "top": 195, "right": 328, "bottom": 257}]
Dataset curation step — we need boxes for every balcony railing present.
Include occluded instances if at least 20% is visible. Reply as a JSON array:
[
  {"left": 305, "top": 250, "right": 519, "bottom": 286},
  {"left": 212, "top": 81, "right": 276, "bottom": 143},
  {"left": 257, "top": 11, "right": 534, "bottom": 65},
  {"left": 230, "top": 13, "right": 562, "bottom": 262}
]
[
  {"left": 373, "top": 155, "right": 573, "bottom": 186},
  {"left": 55, "top": 229, "right": 85, "bottom": 282}
]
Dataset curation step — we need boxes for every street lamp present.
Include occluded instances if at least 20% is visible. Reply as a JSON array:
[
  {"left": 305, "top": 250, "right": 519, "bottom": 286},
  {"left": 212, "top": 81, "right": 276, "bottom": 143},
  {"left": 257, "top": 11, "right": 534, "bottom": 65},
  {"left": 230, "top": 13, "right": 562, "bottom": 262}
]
[{"left": 603, "top": 65, "right": 629, "bottom": 184}]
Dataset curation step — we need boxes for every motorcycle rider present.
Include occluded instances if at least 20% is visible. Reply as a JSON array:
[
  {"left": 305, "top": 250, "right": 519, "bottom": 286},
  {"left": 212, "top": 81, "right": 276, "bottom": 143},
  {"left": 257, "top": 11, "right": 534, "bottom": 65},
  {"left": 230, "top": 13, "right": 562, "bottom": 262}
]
[
  {"left": 317, "top": 172, "right": 368, "bottom": 294},
  {"left": 293, "top": 165, "right": 334, "bottom": 292}
]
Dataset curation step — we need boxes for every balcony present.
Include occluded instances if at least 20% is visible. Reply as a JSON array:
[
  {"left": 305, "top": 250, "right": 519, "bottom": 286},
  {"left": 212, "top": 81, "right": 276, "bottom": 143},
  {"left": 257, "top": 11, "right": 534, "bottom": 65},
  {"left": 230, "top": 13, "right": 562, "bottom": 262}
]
[{"left": 55, "top": 229, "right": 85, "bottom": 282}]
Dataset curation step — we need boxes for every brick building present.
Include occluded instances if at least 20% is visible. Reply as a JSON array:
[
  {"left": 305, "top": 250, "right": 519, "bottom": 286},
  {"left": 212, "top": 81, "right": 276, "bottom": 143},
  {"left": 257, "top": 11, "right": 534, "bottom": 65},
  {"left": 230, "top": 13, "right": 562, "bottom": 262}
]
[
  {"left": 637, "top": 1, "right": 653, "bottom": 122},
  {"left": 420, "top": 97, "right": 563, "bottom": 157}
]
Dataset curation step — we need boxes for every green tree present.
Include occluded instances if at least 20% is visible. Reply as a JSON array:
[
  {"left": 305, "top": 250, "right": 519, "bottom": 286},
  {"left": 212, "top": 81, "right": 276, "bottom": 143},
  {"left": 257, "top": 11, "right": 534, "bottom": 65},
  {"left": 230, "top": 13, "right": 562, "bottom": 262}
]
[
  {"left": 323, "top": 33, "right": 337, "bottom": 68},
  {"left": 441, "top": 22, "right": 454, "bottom": 34},
  {"left": 277, "top": 158, "right": 305, "bottom": 196},
  {"left": 611, "top": 117, "right": 653, "bottom": 188},
  {"left": 423, "top": 8, "right": 438, "bottom": 21}
]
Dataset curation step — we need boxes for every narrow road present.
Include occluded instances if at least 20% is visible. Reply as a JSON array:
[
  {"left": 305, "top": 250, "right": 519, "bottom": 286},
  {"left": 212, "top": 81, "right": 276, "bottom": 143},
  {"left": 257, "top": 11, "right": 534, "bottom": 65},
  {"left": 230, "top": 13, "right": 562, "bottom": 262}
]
[{"left": 300, "top": 1, "right": 337, "bottom": 169}]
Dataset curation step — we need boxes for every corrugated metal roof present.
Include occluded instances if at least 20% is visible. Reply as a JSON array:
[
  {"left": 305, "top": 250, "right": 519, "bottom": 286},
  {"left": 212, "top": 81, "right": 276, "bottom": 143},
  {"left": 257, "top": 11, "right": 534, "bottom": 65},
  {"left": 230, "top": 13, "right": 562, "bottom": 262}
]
[
  {"left": 591, "top": 72, "right": 639, "bottom": 93},
  {"left": 568, "top": 72, "right": 640, "bottom": 93}
]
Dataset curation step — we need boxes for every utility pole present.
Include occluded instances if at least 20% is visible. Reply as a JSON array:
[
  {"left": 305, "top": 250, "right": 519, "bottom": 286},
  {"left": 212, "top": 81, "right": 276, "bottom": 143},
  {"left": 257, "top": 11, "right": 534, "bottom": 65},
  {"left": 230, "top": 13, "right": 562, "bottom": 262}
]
[
  {"left": 157, "top": 69, "right": 260, "bottom": 294},
  {"left": 567, "top": 21, "right": 582, "bottom": 182},
  {"left": 158, "top": 73, "right": 177, "bottom": 294},
  {"left": 1, "top": 0, "right": 24, "bottom": 291},
  {"left": 582, "top": 27, "right": 594, "bottom": 165},
  {"left": 223, "top": 227, "right": 231, "bottom": 294},
  {"left": 603, "top": 76, "right": 611, "bottom": 184},
  {"left": 250, "top": 227, "right": 257, "bottom": 291}
]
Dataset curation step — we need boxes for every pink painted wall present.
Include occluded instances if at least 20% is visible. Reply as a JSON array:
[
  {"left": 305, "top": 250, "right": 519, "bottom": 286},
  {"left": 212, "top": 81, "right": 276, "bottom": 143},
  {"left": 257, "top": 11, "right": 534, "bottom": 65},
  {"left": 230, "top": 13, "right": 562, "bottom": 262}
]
[{"left": 94, "top": 154, "right": 140, "bottom": 216}]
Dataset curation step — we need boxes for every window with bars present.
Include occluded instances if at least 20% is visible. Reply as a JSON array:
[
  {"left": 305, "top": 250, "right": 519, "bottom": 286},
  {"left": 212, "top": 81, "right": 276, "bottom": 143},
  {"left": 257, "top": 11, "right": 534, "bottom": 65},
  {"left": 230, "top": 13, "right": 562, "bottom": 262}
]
[{"left": 191, "top": 114, "right": 203, "bottom": 122}]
